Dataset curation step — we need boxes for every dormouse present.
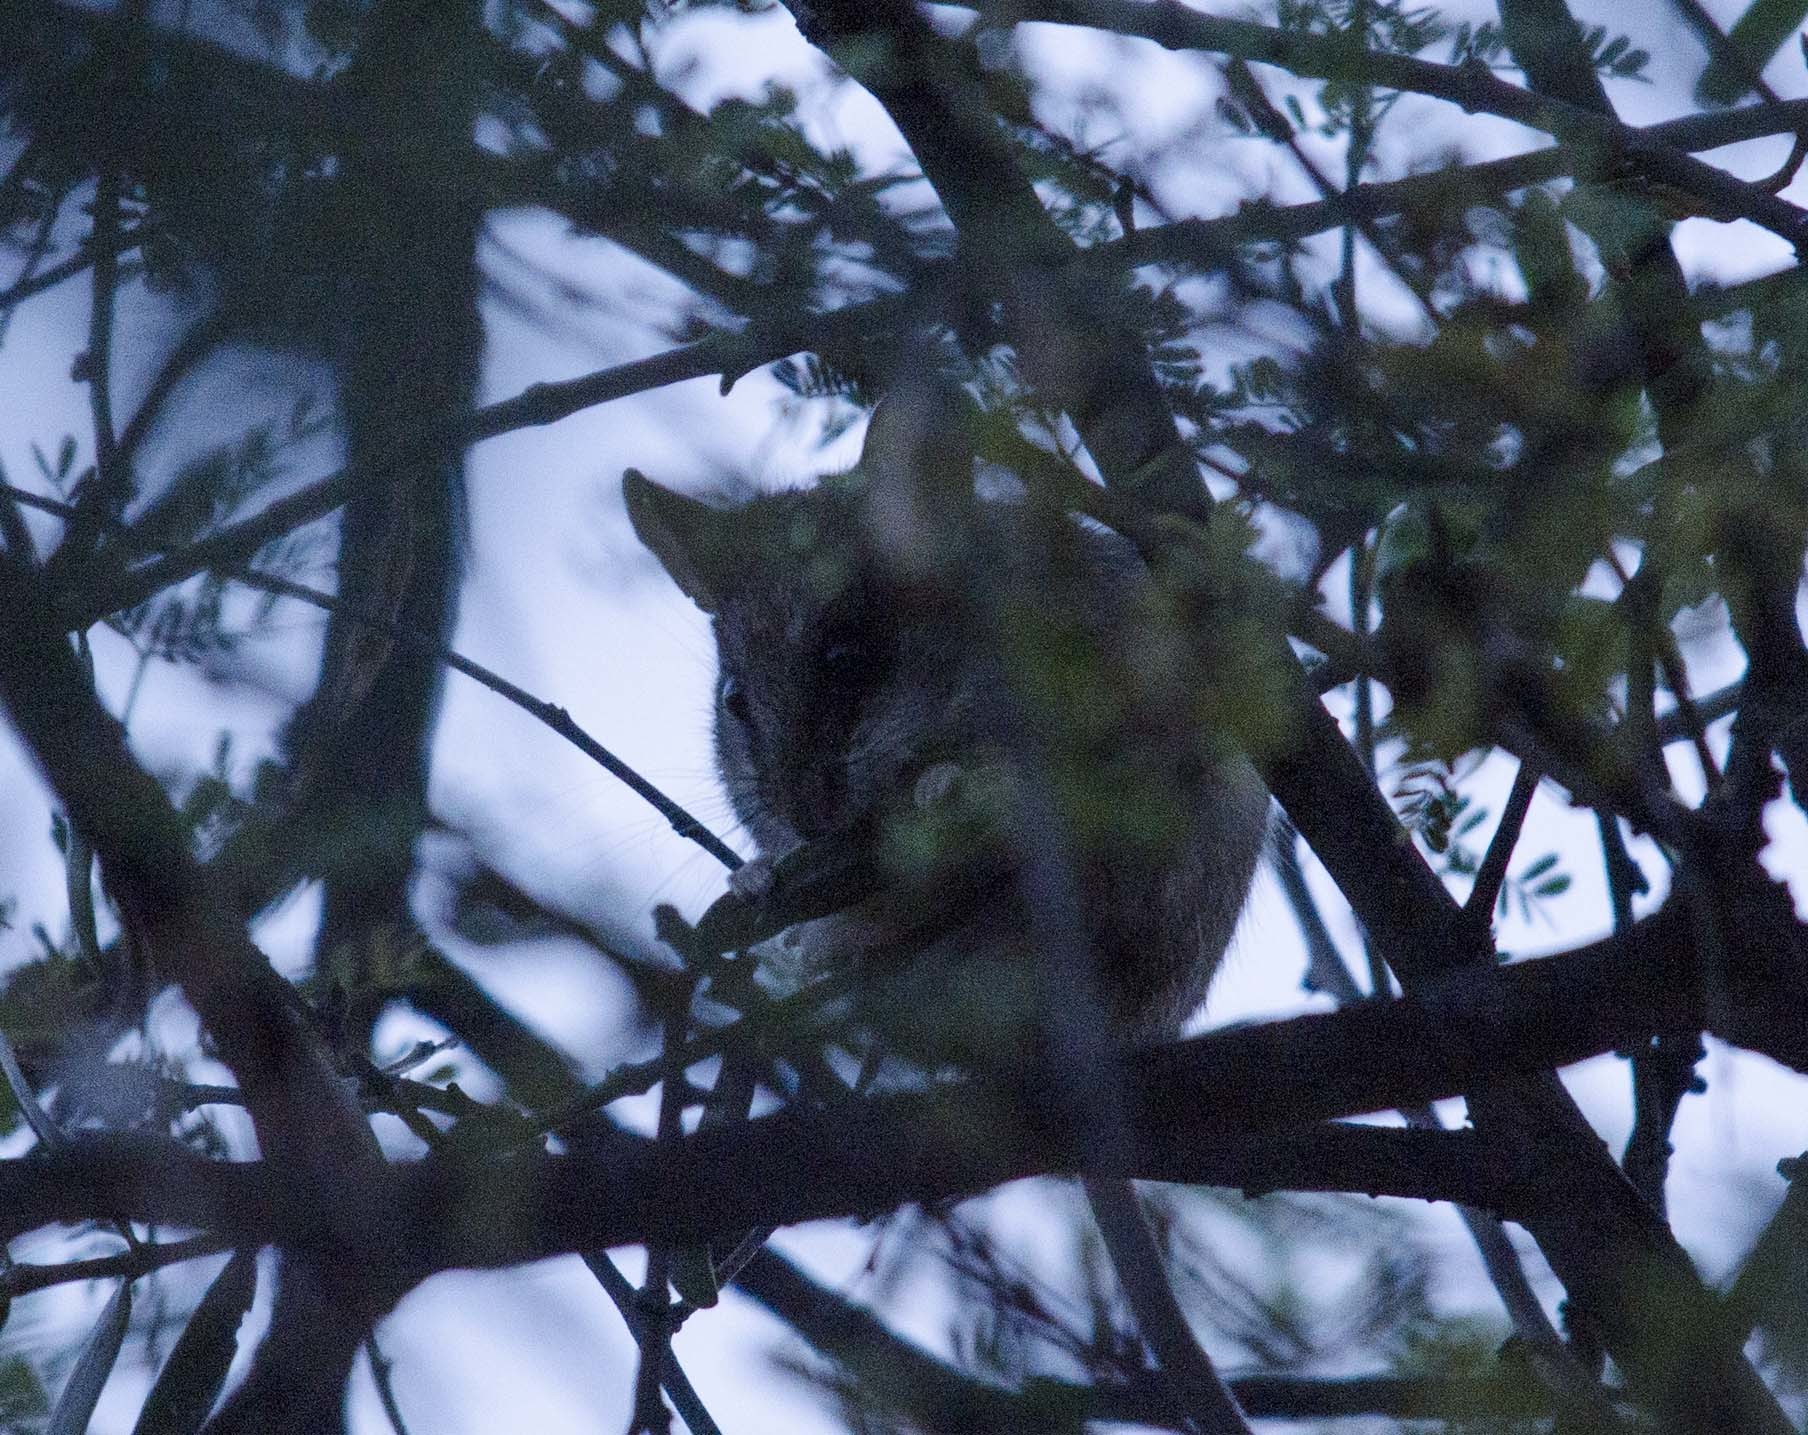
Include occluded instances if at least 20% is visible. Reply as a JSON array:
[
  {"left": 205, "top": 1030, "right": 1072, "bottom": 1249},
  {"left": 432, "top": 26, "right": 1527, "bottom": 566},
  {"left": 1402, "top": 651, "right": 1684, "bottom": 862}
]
[{"left": 625, "top": 388, "right": 1267, "bottom": 1055}]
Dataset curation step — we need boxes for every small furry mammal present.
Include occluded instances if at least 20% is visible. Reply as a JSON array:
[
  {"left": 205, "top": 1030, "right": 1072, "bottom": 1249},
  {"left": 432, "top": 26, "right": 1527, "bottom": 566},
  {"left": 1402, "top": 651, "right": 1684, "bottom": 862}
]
[{"left": 625, "top": 387, "right": 1267, "bottom": 1052}]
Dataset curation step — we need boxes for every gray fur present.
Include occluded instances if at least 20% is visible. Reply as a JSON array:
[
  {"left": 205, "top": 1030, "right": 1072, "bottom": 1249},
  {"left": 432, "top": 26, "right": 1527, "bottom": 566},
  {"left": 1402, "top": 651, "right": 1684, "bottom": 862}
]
[{"left": 624, "top": 430, "right": 1267, "bottom": 1045}]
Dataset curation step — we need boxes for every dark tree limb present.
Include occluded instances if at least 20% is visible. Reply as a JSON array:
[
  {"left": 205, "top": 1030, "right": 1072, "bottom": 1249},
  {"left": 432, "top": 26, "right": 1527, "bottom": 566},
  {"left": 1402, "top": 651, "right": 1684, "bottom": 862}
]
[
  {"left": 0, "top": 558, "right": 383, "bottom": 1218},
  {"left": 1275, "top": 825, "right": 1612, "bottom": 1417},
  {"left": 0, "top": 553, "right": 388, "bottom": 1435},
  {"left": 0, "top": 892, "right": 1803, "bottom": 1283},
  {"left": 277, "top": 0, "right": 484, "bottom": 1042},
  {"left": 205, "top": 7, "right": 485, "bottom": 1424}
]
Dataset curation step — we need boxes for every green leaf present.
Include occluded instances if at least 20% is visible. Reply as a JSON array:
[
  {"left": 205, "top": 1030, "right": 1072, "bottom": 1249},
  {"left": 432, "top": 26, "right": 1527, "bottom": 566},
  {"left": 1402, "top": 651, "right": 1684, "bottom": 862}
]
[
  {"left": 1519, "top": 852, "right": 1560, "bottom": 881},
  {"left": 670, "top": 1245, "right": 721, "bottom": 1309},
  {"left": 132, "top": 1250, "right": 259, "bottom": 1435},
  {"left": 1697, "top": 0, "right": 1808, "bottom": 103},
  {"left": 0, "top": 1353, "right": 47, "bottom": 1423},
  {"left": 47, "top": 1280, "right": 131, "bottom": 1435}
]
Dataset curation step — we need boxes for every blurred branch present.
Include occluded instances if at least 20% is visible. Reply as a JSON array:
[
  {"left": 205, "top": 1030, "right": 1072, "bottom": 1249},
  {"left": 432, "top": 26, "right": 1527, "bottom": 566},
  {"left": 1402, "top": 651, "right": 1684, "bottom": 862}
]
[
  {"left": 4, "top": 892, "right": 1807, "bottom": 1271},
  {"left": 112, "top": 311, "right": 230, "bottom": 492},
  {"left": 48, "top": 17, "right": 140, "bottom": 588},
  {"left": 0, "top": 558, "right": 374, "bottom": 1169},
  {"left": 1725, "top": 1151, "right": 1808, "bottom": 1346},
  {"left": 736, "top": 1246, "right": 1583, "bottom": 1427},
  {"left": 60, "top": 292, "right": 916, "bottom": 629},
  {"left": 1084, "top": 1179, "right": 1253, "bottom": 1433},
  {"left": 0, "top": 553, "right": 391, "bottom": 1434},
  {"left": 1271, "top": 824, "right": 1363, "bottom": 1002},
  {"left": 0, "top": 239, "right": 126, "bottom": 319},
  {"left": 998, "top": 0, "right": 1808, "bottom": 247},
  {"left": 1671, "top": 0, "right": 1808, "bottom": 194},
  {"left": 276, "top": 0, "right": 477, "bottom": 1068},
  {"left": 1277, "top": 822, "right": 1629, "bottom": 1422}
]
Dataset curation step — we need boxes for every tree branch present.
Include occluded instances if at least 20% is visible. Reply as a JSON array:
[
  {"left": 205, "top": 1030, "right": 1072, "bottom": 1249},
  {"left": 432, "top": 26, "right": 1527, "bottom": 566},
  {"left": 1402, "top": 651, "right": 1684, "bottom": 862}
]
[
  {"left": 997, "top": 0, "right": 1808, "bottom": 247},
  {"left": 62, "top": 292, "right": 915, "bottom": 630},
  {"left": 0, "top": 557, "right": 386, "bottom": 1276},
  {"left": 734, "top": 1246, "right": 1580, "bottom": 1427},
  {"left": 0, "top": 894, "right": 1802, "bottom": 1273}
]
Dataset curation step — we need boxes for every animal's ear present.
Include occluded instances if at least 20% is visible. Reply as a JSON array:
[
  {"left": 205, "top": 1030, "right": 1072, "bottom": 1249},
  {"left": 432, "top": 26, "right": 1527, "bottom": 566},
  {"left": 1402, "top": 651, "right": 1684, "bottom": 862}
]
[
  {"left": 858, "top": 377, "right": 979, "bottom": 574},
  {"left": 622, "top": 469, "right": 730, "bottom": 613},
  {"left": 860, "top": 376, "right": 979, "bottom": 499}
]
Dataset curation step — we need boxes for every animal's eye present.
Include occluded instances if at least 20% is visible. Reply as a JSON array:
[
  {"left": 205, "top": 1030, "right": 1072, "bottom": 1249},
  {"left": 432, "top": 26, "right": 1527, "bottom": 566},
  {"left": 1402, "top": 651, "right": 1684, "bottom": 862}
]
[{"left": 721, "top": 675, "right": 751, "bottom": 723}]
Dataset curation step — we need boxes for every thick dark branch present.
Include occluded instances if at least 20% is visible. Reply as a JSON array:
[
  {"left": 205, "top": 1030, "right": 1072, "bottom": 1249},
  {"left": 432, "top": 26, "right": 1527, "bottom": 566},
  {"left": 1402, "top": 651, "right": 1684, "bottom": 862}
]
[
  {"left": 5, "top": 898, "right": 1804, "bottom": 1269},
  {"left": 0, "top": 560, "right": 382, "bottom": 1246}
]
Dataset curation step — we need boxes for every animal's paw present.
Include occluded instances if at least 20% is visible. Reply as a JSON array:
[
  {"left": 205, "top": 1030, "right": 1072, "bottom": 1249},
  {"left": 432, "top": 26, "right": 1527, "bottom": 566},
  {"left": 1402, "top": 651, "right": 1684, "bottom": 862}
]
[{"left": 728, "top": 854, "right": 778, "bottom": 902}]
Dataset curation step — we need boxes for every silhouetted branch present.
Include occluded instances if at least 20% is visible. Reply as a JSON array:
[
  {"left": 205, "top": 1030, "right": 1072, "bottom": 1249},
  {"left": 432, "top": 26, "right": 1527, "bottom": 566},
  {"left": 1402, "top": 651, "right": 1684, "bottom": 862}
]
[
  {"left": 1465, "top": 762, "right": 1540, "bottom": 924},
  {"left": 735, "top": 1246, "right": 1583, "bottom": 1427},
  {"left": 0, "top": 890, "right": 1801, "bottom": 1277},
  {"left": 62, "top": 292, "right": 917, "bottom": 628},
  {"left": 1000, "top": 0, "right": 1808, "bottom": 247},
  {"left": 3, "top": 1233, "right": 231, "bottom": 1299}
]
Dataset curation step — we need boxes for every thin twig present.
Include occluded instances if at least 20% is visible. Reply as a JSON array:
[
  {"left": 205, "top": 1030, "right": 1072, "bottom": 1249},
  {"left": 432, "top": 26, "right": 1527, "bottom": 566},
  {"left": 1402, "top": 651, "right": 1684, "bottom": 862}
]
[
  {"left": 627, "top": 918, "right": 711, "bottom": 1435},
  {"left": 0, "top": 1031, "right": 64, "bottom": 1151},
  {"left": 61, "top": 319, "right": 855, "bottom": 629},
  {"left": 582, "top": 1251, "right": 724, "bottom": 1435},
  {"left": 366, "top": 1337, "right": 413, "bottom": 1435},
  {"left": 85, "top": 170, "right": 122, "bottom": 501},
  {"left": 1, "top": 481, "right": 741, "bottom": 872},
  {"left": 0, "top": 1233, "right": 230, "bottom": 1299},
  {"left": 1271, "top": 824, "right": 1363, "bottom": 1003},
  {"left": 1465, "top": 762, "right": 1540, "bottom": 926},
  {"left": 114, "top": 310, "right": 229, "bottom": 477},
  {"left": 0, "top": 196, "right": 58, "bottom": 346},
  {"left": 1008, "top": 0, "right": 1808, "bottom": 250},
  {"left": 237, "top": 568, "right": 740, "bottom": 871},
  {"left": 0, "top": 246, "right": 102, "bottom": 319}
]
